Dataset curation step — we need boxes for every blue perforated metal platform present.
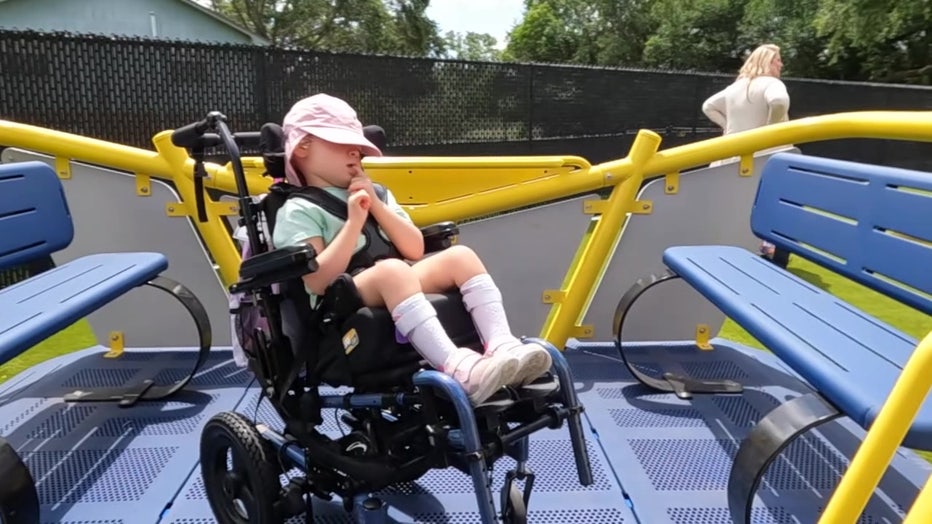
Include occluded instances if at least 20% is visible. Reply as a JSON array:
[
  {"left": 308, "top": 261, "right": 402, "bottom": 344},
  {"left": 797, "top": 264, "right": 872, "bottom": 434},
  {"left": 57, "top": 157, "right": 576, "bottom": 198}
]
[{"left": 1, "top": 340, "right": 927, "bottom": 523}]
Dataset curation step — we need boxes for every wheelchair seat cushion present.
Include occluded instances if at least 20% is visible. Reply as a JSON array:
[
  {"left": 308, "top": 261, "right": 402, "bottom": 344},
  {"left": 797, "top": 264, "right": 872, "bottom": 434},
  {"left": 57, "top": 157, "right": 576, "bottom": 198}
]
[{"left": 317, "top": 290, "right": 481, "bottom": 389}]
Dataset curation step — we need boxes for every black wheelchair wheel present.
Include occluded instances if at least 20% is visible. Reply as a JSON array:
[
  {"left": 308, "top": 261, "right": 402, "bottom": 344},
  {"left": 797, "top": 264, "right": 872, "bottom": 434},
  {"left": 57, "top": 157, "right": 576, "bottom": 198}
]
[
  {"left": 200, "top": 412, "right": 282, "bottom": 524},
  {"left": 0, "top": 438, "right": 39, "bottom": 524},
  {"left": 501, "top": 484, "right": 527, "bottom": 524}
]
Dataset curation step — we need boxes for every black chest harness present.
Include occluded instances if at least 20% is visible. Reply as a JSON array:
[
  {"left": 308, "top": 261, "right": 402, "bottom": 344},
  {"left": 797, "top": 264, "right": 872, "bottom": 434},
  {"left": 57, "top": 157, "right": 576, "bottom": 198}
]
[{"left": 261, "top": 182, "right": 402, "bottom": 276}]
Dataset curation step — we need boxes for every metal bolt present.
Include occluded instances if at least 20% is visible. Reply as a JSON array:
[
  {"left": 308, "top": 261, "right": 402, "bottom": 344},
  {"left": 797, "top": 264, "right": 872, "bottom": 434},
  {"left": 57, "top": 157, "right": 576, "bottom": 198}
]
[
  {"left": 140, "top": 187, "right": 149, "bottom": 193},
  {"left": 642, "top": 203, "right": 650, "bottom": 210},
  {"left": 667, "top": 185, "right": 675, "bottom": 191},
  {"left": 167, "top": 206, "right": 175, "bottom": 213}
]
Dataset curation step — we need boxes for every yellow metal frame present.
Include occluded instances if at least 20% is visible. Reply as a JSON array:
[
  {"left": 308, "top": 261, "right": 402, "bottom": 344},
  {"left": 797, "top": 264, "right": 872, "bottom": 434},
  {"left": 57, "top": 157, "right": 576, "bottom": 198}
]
[
  {"left": 2, "top": 111, "right": 931, "bottom": 350},
  {"left": 819, "top": 330, "right": 932, "bottom": 523},
  {"left": 905, "top": 472, "right": 932, "bottom": 524}
]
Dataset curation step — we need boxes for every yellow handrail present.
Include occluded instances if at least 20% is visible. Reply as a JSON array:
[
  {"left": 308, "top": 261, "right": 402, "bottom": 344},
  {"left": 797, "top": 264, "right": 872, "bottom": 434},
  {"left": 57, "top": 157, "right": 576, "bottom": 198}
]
[
  {"left": 819, "top": 330, "right": 932, "bottom": 523},
  {"left": 2, "top": 111, "right": 931, "bottom": 347}
]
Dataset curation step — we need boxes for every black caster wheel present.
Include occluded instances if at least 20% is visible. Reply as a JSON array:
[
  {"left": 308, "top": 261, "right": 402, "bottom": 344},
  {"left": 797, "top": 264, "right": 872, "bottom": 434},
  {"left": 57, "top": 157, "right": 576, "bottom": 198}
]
[
  {"left": 0, "top": 438, "right": 39, "bottom": 524},
  {"left": 200, "top": 411, "right": 282, "bottom": 524},
  {"left": 501, "top": 483, "right": 527, "bottom": 524}
]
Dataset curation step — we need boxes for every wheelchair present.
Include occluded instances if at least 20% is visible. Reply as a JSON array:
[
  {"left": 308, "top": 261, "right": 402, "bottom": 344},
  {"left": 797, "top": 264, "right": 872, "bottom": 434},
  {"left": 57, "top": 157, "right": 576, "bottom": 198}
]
[{"left": 175, "top": 112, "right": 593, "bottom": 523}]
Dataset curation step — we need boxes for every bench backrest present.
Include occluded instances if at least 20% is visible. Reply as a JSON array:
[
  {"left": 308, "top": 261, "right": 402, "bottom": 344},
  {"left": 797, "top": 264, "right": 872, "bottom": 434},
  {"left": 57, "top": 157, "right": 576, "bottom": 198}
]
[
  {"left": 0, "top": 161, "right": 74, "bottom": 271},
  {"left": 751, "top": 153, "right": 932, "bottom": 315}
]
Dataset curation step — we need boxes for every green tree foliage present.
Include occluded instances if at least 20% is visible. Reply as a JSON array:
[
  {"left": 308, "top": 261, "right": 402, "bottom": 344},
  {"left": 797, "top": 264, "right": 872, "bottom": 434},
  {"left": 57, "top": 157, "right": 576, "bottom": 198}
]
[
  {"left": 442, "top": 31, "right": 502, "bottom": 62},
  {"left": 209, "top": 0, "right": 446, "bottom": 56},
  {"left": 210, "top": 0, "right": 930, "bottom": 84},
  {"left": 504, "top": 0, "right": 931, "bottom": 84},
  {"left": 641, "top": 0, "right": 745, "bottom": 72},
  {"left": 503, "top": 0, "right": 653, "bottom": 65},
  {"left": 814, "top": 0, "right": 931, "bottom": 83}
]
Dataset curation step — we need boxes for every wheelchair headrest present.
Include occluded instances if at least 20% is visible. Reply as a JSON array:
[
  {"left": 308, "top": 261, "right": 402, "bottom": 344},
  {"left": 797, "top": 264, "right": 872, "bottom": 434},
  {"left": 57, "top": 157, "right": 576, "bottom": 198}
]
[
  {"left": 260, "top": 122, "right": 286, "bottom": 180},
  {"left": 362, "top": 125, "right": 386, "bottom": 152}
]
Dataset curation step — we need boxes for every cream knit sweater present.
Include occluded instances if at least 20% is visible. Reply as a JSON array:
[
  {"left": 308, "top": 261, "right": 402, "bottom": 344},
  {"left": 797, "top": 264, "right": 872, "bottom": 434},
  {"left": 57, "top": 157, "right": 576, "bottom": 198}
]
[{"left": 702, "top": 76, "right": 790, "bottom": 134}]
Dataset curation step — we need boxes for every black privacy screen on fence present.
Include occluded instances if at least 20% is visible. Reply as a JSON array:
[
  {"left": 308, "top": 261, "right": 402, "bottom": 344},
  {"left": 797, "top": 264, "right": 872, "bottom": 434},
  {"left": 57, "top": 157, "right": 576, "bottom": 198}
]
[{"left": 1, "top": 29, "right": 931, "bottom": 169}]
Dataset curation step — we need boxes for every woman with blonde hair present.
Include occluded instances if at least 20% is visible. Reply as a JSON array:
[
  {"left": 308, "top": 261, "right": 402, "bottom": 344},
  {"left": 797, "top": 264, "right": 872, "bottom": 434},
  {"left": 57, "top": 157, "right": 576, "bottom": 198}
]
[
  {"left": 702, "top": 44, "right": 792, "bottom": 266},
  {"left": 703, "top": 44, "right": 790, "bottom": 137}
]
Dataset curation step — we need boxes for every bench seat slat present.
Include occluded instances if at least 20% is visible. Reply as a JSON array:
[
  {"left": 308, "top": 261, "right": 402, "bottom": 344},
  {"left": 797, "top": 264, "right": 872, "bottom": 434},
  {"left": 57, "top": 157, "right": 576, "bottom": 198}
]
[
  {"left": 0, "top": 252, "right": 168, "bottom": 364},
  {"left": 663, "top": 245, "right": 930, "bottom": 449}
]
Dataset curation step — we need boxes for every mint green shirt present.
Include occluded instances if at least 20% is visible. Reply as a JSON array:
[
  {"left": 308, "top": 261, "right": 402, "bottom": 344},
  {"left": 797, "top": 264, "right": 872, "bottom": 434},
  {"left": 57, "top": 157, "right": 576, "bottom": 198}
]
[{"left": 271, "top": 186, "right": 412, "bottom": 303}]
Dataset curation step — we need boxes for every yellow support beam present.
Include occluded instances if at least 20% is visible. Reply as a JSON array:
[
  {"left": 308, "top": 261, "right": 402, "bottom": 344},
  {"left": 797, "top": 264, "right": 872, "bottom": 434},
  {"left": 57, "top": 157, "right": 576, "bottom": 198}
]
[
  {"left": 539, "top": 129, "right": 661, "bottom": 348},
  {"left": 819, "top": 330, "right": 932, "bottom": 523}
]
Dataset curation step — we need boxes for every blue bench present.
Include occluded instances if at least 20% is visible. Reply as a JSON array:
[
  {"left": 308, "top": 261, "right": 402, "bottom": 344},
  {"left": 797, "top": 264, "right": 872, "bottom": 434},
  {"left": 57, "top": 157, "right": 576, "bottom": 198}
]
[
  {"left": 0, "top": 161, "right": 212, "bottom": 404},
  {"left": 0, "top": 161, "right": 213, "bottom": 522},
  {"left": 659, "top": 153, "right": 932, "bottom": 523}
]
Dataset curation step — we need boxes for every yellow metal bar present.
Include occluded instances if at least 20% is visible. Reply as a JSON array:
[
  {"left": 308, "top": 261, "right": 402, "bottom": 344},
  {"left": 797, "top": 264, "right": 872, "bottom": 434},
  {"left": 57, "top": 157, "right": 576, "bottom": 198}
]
[
  {"left": 595, "top": 111, "right": 932, "bottom": 179},
  {"left": 905, "top": 473, "right": 932, "bottom": 524},
  {"left": 151, "top": 132, "right": 241, "bottom": 287},
  {"left": 539, "top": 130, "right": 661, "bottom": 348},
  {"left": 0, "top": 119, "right": 173, "bottom": 176},
  {"left": 819, "top": 330, "right": 932, "bottom": 523}
]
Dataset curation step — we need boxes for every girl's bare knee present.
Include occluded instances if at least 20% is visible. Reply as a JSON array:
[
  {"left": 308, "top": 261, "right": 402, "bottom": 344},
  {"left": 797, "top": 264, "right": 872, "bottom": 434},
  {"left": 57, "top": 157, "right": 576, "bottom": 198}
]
[
  {"left": 443, "top": 244, "right": 486, "bottom": 278},
  {"left": 445, "top": 244, "right": 477, "bottom": 260},
  {"left": 374, "top": 258, "right": 416, "bottom": 281}
]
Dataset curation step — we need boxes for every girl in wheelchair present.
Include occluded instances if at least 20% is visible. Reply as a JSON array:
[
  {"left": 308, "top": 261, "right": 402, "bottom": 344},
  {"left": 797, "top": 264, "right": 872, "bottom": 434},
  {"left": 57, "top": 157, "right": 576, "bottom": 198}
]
[{"left": 271, "top": 93, "right": 552, "bottom": 405}]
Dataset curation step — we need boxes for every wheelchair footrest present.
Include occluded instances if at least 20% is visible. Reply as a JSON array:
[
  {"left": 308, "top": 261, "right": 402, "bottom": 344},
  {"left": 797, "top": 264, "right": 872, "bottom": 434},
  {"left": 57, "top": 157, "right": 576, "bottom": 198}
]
[{"left": 512, "top": 374, "right": 560, "bottom": 399}]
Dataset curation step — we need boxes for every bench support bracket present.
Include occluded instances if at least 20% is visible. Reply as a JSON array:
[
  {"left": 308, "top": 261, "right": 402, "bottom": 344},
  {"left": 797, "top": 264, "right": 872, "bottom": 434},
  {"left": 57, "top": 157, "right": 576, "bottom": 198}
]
[
  {"left": 728, "top": 392, "right": 842, "bottom": 524},
  {"left": 63, "top": 275, "right": 212, "bottom": 408},
  {"left": 612, "top": 269, "right": 743, "bottom": 399}
]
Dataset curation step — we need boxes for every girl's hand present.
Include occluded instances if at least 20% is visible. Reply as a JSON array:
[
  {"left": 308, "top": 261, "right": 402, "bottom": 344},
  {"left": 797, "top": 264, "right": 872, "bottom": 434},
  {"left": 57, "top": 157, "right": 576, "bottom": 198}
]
[
  {"left": 347, "top": 189, "right": 370, "bottom": 227},
  {"left": 348, "top": 172, "right": 379, "bottom": 207}
]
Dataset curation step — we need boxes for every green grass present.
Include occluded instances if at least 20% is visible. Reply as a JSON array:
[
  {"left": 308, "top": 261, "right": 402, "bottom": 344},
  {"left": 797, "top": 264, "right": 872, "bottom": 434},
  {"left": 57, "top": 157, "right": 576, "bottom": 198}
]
[
  {"left": 0, "top": 320, "right": 98, "bottom": 384},
  {"left": 718, "top": 255, "right": 932, "bottom": 462}
]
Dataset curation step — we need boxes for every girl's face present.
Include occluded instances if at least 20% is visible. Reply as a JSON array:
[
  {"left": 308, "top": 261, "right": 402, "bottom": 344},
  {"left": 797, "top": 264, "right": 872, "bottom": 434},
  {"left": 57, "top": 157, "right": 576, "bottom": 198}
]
[{"left": 291, "top": 135, "right": 362, "bottom": 187}]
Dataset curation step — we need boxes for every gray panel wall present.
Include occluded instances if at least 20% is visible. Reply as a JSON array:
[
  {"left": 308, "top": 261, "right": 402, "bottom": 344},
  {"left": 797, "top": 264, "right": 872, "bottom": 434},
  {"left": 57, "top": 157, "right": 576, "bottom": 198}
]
[{"left": 2, "top": 149, "right": 233, "bottom": 347}]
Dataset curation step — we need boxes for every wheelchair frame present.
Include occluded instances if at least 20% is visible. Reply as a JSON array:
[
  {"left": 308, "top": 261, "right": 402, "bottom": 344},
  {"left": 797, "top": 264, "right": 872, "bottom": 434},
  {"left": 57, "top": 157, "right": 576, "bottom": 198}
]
[{"left": 180, "top": 113, "right": 593, "bottom": 523}]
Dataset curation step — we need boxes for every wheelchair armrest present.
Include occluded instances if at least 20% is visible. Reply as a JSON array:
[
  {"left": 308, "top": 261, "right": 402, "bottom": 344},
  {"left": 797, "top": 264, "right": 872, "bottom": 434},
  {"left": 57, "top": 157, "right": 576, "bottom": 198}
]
[
  {"left": 230, "top": 244, "right": 318, "bottom": 294},
  {"left": 421, "top": 221, "right": 459, "bottom": 254}
]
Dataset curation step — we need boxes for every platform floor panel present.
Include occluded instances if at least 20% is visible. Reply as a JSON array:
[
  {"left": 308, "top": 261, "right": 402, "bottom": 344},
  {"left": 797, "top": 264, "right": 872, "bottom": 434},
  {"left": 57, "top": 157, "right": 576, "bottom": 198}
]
[
  {"left": 570, "top": 340, "right": 930, "bottom": 523},
  {"left": 0, "top": 347, "right": 254, "bottom": 524},
  {"left": 1, "top": 341, "right": 928, "bottom": 523},
  {"left": 161, "top": 386, "right": 635, "bottom": 523}
]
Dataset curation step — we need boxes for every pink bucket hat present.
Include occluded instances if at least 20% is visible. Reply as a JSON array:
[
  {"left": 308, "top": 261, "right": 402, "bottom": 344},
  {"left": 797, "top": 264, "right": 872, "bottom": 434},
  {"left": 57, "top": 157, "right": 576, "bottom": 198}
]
[{"left": 282, "top": 93, "right": 382, "bottom": 186}]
